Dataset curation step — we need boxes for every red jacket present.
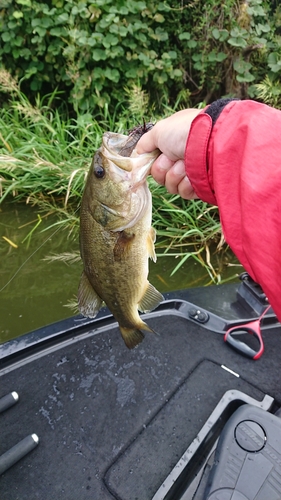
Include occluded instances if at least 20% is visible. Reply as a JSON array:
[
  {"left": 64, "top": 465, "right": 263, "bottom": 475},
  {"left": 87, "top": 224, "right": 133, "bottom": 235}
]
[{"left": 185, "top": 100, "right": 281, "bottom": 320}]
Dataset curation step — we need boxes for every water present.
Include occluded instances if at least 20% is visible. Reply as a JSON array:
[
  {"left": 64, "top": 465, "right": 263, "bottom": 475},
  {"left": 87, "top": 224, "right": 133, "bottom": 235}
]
[{"left": 0, "top": 203, "right": 242, "bottom": 343}]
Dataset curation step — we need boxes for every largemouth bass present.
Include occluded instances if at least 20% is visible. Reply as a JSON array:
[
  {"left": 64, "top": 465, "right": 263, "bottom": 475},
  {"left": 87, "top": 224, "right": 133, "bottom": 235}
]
[{"left": 78, "top": 124, "right": 164, "bottom": 349}]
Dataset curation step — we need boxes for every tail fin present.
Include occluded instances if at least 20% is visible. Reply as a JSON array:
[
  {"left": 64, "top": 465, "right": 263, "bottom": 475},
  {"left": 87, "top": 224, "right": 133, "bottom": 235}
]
[
  {"left": 119, "top": 320, "right": 158, "bottom": 349},
  {"left": 119, "top": 326, "right": 145, "bottom": 349}
]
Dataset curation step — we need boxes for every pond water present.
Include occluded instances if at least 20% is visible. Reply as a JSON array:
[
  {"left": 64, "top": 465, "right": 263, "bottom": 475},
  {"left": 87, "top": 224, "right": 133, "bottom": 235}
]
[{"left": 0, "top": 202, "right": 242, "bottom": 343}]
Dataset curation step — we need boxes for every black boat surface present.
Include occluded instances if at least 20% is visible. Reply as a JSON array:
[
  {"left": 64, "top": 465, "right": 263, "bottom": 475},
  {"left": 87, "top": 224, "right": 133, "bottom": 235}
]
[{"left": 1, "top": 274, "right": 281, "bottom": 500}]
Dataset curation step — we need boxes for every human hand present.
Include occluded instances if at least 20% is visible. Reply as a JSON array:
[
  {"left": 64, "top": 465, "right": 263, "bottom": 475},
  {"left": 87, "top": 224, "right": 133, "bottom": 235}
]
[{"left": 136, "top": 109, "right": 201, "bottom": 199}]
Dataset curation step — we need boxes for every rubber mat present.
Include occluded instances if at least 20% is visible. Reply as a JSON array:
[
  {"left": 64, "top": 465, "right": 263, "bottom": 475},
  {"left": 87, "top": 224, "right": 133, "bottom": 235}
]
[
  {"left": 104, "top": 359, "right": 264, "bottom": 500},
  {"left": 0, "top": 308, "right": 280, "bottom": 499}
]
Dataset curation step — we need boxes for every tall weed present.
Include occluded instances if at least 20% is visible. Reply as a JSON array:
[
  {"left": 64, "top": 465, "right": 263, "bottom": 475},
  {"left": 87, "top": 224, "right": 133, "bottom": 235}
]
[{"left": 0, "top": 71, "right": 226, "bottom": 280}]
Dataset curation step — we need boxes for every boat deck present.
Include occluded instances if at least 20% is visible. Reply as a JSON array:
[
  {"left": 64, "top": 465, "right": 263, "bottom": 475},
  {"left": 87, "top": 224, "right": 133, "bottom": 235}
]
[{"left": 1, "top": 283, "right": 280, "bottom": 499}]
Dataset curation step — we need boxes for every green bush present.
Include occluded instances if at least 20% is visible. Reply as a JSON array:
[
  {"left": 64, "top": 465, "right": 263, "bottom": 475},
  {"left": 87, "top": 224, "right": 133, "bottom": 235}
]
[{"left": 0, "top": 0, "right": 280, "bottom": 112}]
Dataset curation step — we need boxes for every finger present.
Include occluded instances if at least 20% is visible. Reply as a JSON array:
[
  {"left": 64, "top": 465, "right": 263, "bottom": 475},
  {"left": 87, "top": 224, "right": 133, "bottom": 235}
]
[
  {"left": 165, "top": 161, "right": 198, "bottom": 199},
  {"left": 177, "top": 176, "right": 199, "bottom": 200},
  {"left": 150, "top": 154, "right": 174, "bottom": 185},
  {"left": 164, "top": 160, "right": 187, "bottom": 194},
  {"left": 136, "top": 127, "right": 159, "bottom": 154}
]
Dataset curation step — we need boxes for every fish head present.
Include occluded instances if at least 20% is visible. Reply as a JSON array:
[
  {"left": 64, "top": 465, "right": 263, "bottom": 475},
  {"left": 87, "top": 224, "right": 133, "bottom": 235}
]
[{"left": 84, "top": 132, "right": 160, "bottom": 231}]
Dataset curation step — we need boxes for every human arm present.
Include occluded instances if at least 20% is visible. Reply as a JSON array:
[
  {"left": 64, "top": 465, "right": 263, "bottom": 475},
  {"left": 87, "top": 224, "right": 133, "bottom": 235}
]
[{"left": 137, "top": 100, "right": 281, "bottom": 321}]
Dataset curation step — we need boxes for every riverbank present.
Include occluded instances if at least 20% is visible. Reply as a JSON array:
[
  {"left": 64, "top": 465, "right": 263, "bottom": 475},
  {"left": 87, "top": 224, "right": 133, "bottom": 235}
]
[{"left": 0, "top": 71, "right": 223, "bottom": 273}]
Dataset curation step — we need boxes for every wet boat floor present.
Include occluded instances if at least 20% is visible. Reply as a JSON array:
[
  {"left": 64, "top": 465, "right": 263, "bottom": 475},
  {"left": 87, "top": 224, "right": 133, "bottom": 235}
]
[{"left": 1, "top": 288, "right": 281, "bottom": 499}]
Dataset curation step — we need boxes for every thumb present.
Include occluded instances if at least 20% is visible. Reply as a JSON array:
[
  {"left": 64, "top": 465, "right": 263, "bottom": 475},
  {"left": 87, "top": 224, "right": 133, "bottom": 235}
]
[{"left": 136, "top": 127, "right": 159, "bottom": 155}]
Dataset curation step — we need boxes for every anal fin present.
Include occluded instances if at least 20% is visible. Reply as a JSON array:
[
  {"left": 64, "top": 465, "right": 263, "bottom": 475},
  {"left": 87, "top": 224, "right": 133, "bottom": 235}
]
[
  {"left": 78, "top": 271, "right": 103, "bottom": 318},
  {"left": 138, "top": 282, "right": 164, "bottom": 313}
]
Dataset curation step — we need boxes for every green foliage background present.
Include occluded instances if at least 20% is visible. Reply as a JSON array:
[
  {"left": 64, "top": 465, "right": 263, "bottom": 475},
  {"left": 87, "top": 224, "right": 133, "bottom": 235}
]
[
  {"left": 1, "top": 0, "right": 281, "bottom": 287},
  {"left": 1, "top": 0, "right": 281, "bottom": 113}
]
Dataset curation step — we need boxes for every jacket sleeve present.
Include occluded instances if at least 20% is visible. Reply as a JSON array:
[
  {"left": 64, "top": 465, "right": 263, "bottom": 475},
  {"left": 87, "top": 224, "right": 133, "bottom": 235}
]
[{"left": 184, "top": 99, "right": 281, "bottom": 320}]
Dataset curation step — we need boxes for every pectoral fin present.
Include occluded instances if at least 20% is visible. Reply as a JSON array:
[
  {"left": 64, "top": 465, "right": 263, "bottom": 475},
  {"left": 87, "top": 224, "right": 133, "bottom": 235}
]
[
  {"left": 113, "top": 231, "right": 135, "bottom": 262},
  {"left": 78, "top": 271, "right": 103, "bottom": 318},
  {"left": 147, "top": 227, "right": 157, "bottom": 262},
  {"left": 138, "top": 282, "right": 164, "bottom": 313}
]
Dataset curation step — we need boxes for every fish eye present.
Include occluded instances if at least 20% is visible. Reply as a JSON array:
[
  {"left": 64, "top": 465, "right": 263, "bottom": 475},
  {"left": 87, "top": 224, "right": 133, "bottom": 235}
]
[{"left": 94, "top": 165, "right": 105, "bottom": 179}]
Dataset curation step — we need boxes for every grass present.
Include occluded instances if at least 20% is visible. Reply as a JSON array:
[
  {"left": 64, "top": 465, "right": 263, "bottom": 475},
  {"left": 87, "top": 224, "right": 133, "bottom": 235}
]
[{"left": 0, "top": 70, "right": 234, "bottom": 283}]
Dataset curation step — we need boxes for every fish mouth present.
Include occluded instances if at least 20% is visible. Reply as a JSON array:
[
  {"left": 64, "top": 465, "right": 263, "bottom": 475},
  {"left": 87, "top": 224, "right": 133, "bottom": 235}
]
[
  {"left": 102, "top": 132, "right": 160, "bottom": 181},
  {"left": 103, "top": 133, "right": 134, "bottom": 172}
]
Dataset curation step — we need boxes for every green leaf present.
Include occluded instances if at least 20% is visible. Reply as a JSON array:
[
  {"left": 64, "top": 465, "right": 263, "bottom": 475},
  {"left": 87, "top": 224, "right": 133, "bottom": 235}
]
[
  {"left": 218, "top": 29, "right": 229, "bottom": 42},
  {"left": 162, "top": 51, "right": 176, "bottom": 60},
  {"left": 256, "top": 23, "right": 271, "bottom": 33},
  {"left": 106, "top": 45, "right": 124, "bottom": 58},
  {"left": 154, "top": 27, "right": 169, "bottom": 42},
  {"left": 78, "top": 36, "right": 88, "bottom": 45},
  {"left": 230, "top": 27, "right": 247, "bottom": 38},
  {"left": 92, "top": 66, "right": 103, "bottom": 78},
  {"left": 31, "top": 17, "right": 51, "bottom": 29},
  {"left": 138, "top": 52, "right": 151, "bottom": 66},
  {"left": 8, "top": 20, "right": 18, "bottom": 29},
  {"left": 135, "top": 32, "right": 147, "bottom": 43},
  {"left": 102, "top": 34, "right": 119, "bottom": 48},
  {"left": 192, "top": 53, "right": 201, "bottom": 62},
  {"left": 208, "top": 51, "right": 217, "bottom": 62},
  {"left": 236, "top": 72, "right": 255, "bottom": 83},
  {"left": 14, "top": 36, "right": 24, "bottom": 47},
  {"left": 92, "top": 49, "right": 107, "bottom": 61},
  {"left": 212, "top": 28, "right": 228, "bottom": 41},
  {"left": 2, "top": 32, "right": 11, "bottom": 42},
  {"left": 233, "top": 59, "right": 252, "bottom": 74},
  {"left": 87, "top": 37, "right": 96, "bottom": 47},
  {"left": 216, "top": 52, "right": 227, "bottom": 62},
  {"left": 63, "top": 45, "right": 76, "bottom": 58},
  {"left": 212, "top": 28, "right": 220, "bottom": 40},
  {"left": 125, "top": 67, "right": 138, "bottom": 78},
  {"left": 25, "top": 66, "right": 38, "bottom": 78},
  {"left": 49, "top": 27, "right": 68, "bottom": 37},
  {"left": 247, "top": 5, "right": 265, "bottom": 16},
  {"left": 104, "top": 68, "right": 120, "bottom": 82},
  {"left": 269, "top": 64, "right": 281, "bottom": 72},
  {"left": 228, "top": 37, "right": 247, "bottom": 48},
  {"left": 187, "top": 40, "right": 197, "bottom": 49},
  {"left": 193, "top": 61, "right": 203, "bottom": 71},
  {"left": 12, "top": 48, "right": 21, "bottom": 58},
  {"left": 168, "top": 50, "right": 177, "bottom": 59},
  {"left": 109, "top": 24, "right": 128, "bottom": 37},
  {"left": 21, "top": 48, "right": 31, "bottom": 58},
  {"left": 57, "top": 13, "right": 69, "bottom": 24},
  {"left": 153, "top": 71, "right": 168, "bottom": 84},
  {"left": 179, "top": 32, "right": 190, "bottom": 41},
  {"left": 154, "top": 13, "right": 165, "bottom": 23},
  {"left": 13, "top": 11, "right": 23, "bottom": 19},
  {"left": 30, "top": 79, "right": 40, "bottom": 91},
  {"left": 16, "top": 0, "right": 31, "bottom": 5},
  {"left": 268, "top": 52, "right": 279, "bottom": 64},
  {"left": 33, "top": 27, "right": 47, "bottom": 37}
]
